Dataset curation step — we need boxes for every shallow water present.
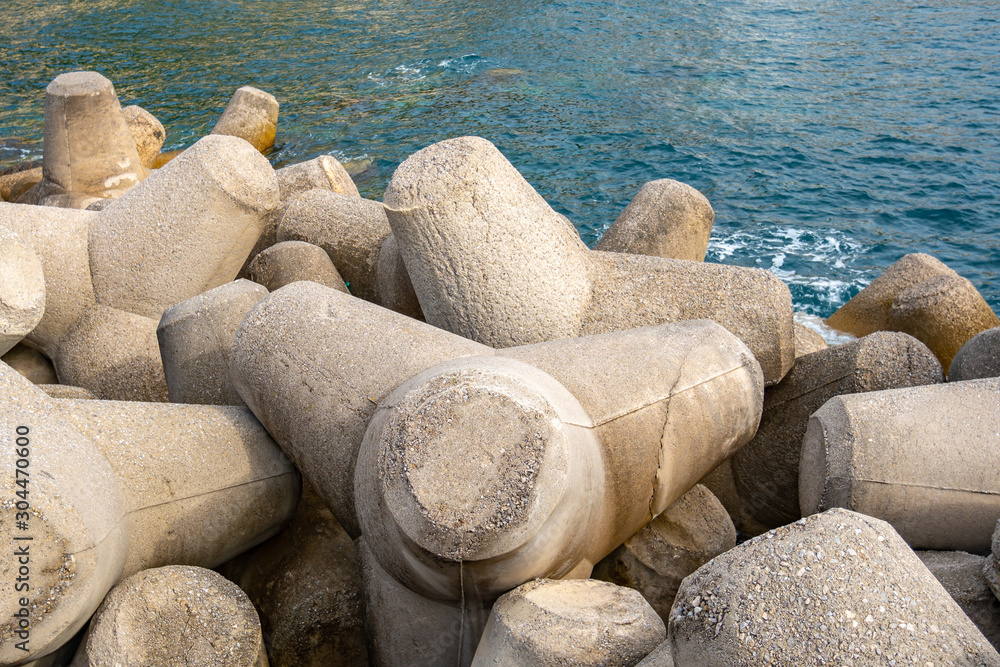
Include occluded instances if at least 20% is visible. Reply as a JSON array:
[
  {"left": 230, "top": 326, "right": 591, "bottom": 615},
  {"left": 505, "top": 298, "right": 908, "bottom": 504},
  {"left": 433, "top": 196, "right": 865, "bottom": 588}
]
[{"left": 1, "top": 0, "right": 997, "bottom": 316}]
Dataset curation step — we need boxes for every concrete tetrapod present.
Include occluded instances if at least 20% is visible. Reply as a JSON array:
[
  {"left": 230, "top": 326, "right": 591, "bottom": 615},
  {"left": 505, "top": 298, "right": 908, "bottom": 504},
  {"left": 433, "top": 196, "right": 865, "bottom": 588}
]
[
  {"left": 382, "top": 136, "right": 794, "bottom": 385},
  {"left": 0, "top": 162, "right": 42, "bottom": 203},
  {"left": 230, "top": 281, "right": 762, "bottom": 665},
  {"left": 471, "top": 579, "right": 665, "bottom": 666},
  {"left": 211, "top": 86, "right": 279, "bottom": 153},
  {"left": 594, "top": 178, "right": 714, "bottom": 262},
  {"left": 89, "top": 133, "right": 278, "bottom": 320},
  {"left": 241, "top": 156, "right": 359, "bottom": 274},
  {"left": 19, "top": 72, "right": 146, "bottom": 209},
  {"left": 1, "top": 344, "right": 58, "bottom": 385},
  {"left": 157, "top": 279, "right": 269, "bottom": 405},
  {"left": 0, "top": 364, "right": 299, "bottom": 665},
  {"left": 277, "top": 189, "right": 422, "bottom": 318},
  {"left": 800, "top": 377, "right": 1000, "bottom": 553},
  {"left": 732, "top": 331, "right": 943, "bottom": 533},
  {"left": 825, "top": 252, "right": 956, "bottom": 337},
  {"left": 0, "top": 133, "right": 278, "bottom": 399},
  {"left": 246, "top": 241, "right": 349, "bottom": 293},
  {"left": 951, "top": 328, "right": 1000, "bottom": 381},
  {"left": 71, "top": 565, "right": 268, "bottom": 667},
  {"left": 0, "top": 226, "right": 46, "bottom": 356},
  {"left": 668, "top": 509, "right": 1000, "bottom": 665},
  {"left": 122, "top": 104, "right": 166, "bottom": 171}
]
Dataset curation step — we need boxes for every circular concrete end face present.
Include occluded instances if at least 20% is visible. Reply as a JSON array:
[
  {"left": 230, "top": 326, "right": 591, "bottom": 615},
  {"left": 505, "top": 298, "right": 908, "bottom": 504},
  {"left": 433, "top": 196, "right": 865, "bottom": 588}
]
[
  {"left": 366, "top": 357, "right": 603, "bottom": 570},
  {"left": 82, "top": 565, "right": 266, "bottom": 667},
  {"left": 479, "top": 579, "right": 665, "bottom": 664},
  {"left": 46, "top": 71, "right": 113, "bottom": 98}
]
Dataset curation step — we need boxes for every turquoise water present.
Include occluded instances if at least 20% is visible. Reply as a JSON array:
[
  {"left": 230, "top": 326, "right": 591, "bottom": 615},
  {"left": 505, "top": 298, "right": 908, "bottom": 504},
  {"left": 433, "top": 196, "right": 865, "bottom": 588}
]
[{"left": 2, "top": 0, "right": 998, "bottom": 316}]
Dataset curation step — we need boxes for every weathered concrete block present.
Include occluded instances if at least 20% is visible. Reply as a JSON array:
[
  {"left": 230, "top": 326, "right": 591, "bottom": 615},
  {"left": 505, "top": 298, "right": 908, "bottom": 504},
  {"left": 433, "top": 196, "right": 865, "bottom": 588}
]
[
  {"left": 38, "top": 384, "right": 97, "bottom": 399},
  {"left": 27, "top": 72, "right": 146, "bottom": 208},
  {"left": 635, "top": 641, "right": 675, "bottom": 667},
  {"left": 793, "top": 320, "right": 827, "bottom": 358},
  {"left": 0, "top": 203, "right": 96, "bottom": 356},
  {"left": 825, "top": 252, "right": 956, "bottom": 336},
  {"left": 72, "top": 565, "right": 267, "bottom": 667},
  {"left": 800, "top": 377, "right": 1000, "bottom": 553},
  {"left": 0, "top": 226, "right": 46, "bottom": 355},
  {"left": 0, "top": 162, "right": 42, "bottom": 203},
  {"left": 90, "top": 133, "right": 279, "bottom": 319},
  {"left": 889, "top": 273, "right": 1000, "bottom": 372},
  {"left": 951, "top": 328, "right": 1000, "bottom": 382},
  {"left": 242, "top": 155, "right": 360, "bottom": 273},
  {"left": 0, "top": 363, "right": 299, "bottom": 664},
  {"left": 212, "top": 85, "right": 279, "bottom": 153},
  {"left": 356, "top": 536, "right": 480, "bottom": 667},
  {"left": 233, "top": 282, "right": 761, "bottom": 561},
  {"left": 383, "top": 136, "right": 793, "bottom": 385},
  {"left": 592, "top": 484, "right": 736, "bottom": 622},
  {"left": 375, "top": 233, "right": 423, "bottom": 320},
  {"left": 917, "top": 551, "right": 1000, "bottom": 651},
  {"left": 122, "top": 104, "right": 166, "bottom": 170},
  {"left": 472, "top": 579, "right": 665, "bottom": 666},
  {"left": 594, "top": 178, "right": 714, "bottom": 262},
  {"left": 218, "top": 483, "right": 369, "bottom": 667},
  {"left": 56, "top": 305, "right": 167, "bottom": 402},
  {"left": 231, "top": 282, "right": 762, "bottom": 664},
  {"left": 247, "top": 241, "right": 349, "bottom": 293},
  {"left": 157, "top": 279, "right": 268, "bottom": 405},
  {"left": 1, "top": 343, "right": 58, "bottom": 384},
  {"left": 277, "top": 189, "right": 390, "bottom": 303},
  {"left": 733, "top": 331, "right": 943, "bottom": 532},
  {"left": 669, "top": 509, "right": 1000, "bottom": 665}
]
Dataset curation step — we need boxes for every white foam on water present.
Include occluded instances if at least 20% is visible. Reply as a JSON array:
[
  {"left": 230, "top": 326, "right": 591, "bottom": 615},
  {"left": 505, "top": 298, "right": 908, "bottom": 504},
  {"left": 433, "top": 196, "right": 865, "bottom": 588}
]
[
  {"left": 794, "top": 312, "right": 858, "bottom": 346},
  {"left": 437, "top": 54, "right": 483, "bottom": 73},
  {"left": 708, "top": 224, "right": 871, "bottom": 314}
]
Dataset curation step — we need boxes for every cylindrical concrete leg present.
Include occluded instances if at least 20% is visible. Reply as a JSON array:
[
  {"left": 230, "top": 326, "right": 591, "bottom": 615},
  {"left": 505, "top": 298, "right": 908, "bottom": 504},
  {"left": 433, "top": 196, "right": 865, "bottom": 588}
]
[
  {"left": 72, "top": 565, "right": 268, "bottom": 667},
  {"left": 800, "top": 377, "right": 1000, "bottom": 553}
]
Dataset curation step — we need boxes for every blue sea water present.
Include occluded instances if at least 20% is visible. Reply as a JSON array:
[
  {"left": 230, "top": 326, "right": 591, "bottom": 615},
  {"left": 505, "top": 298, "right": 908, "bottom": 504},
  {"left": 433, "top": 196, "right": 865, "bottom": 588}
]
[{"left": 1, "top": 0, "right": 997, "bottom": 316}]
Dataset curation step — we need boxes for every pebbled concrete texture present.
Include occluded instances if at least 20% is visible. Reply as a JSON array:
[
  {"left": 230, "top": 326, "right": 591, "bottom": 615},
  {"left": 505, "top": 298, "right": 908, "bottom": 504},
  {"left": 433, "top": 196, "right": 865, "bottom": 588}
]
[
  {"left": 157, "top": 279, "right": 269, "bottom": 405},
  {"left": 595, "top": 178, "right": 714, "bottom": 262},
  {"left": 0, "top": 362, "right": 299, "bottom": 665},
  {"left": 669, "top": 508, "right": 1000, "bottom": 666},
  {"left": 72, "top": 565, "right": 268, "bottom": 667},
  {"left": 472, "top": 578, "right": 665, "bottom": 666},
  {"left": 889, "top": 273, "right": 1000, "bottom": 373},
  {"left": 951, "top": 327, "right": 1000, "bottom": 382},
  {"left": 0, "top": 225, "right": 46, "bottom": 356},
  {"left": 90, "top": 133, "right": 278, "bottom": 320},
  {"left": 247, "top": 240, "right": 349, "bottom": 293},
  {"left": 122, "top": 104, "right": 166, "bottom": 170},
  {"left": 277, "top": 189, "right": 390, "bottom": 303},
  {"left": 826, "top": 252, "right": 956, "bottom": 336},
  {"left": 383, "top": 136, "right": 794, "bottom": 385}
]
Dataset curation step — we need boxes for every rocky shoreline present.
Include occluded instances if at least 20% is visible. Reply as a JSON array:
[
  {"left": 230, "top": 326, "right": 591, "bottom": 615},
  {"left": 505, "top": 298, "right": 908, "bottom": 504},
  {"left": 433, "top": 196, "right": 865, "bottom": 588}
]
[{"left": 1, "top": 71, "right": 998, "bottom": 666}]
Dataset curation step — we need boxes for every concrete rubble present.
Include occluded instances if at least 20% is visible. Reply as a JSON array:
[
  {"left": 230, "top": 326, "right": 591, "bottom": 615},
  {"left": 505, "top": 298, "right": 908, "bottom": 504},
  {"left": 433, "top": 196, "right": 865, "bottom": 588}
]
[{"left": 1, "top": 71, "right": 999, "bottom": 667}]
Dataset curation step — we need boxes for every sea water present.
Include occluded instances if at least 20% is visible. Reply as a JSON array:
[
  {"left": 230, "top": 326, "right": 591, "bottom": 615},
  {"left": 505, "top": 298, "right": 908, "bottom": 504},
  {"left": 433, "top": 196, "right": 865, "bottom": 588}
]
[{"left": 1, "top": 0, "right": 997, "bottom": 317}]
